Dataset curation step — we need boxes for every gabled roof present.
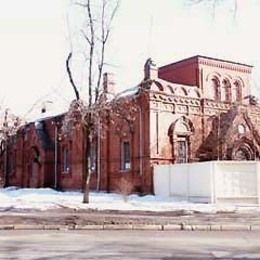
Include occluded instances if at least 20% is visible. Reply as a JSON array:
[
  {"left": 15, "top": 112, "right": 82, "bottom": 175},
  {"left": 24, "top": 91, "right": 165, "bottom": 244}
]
[
  {"left": 196, "top": 104, "right": 260, "bottom": 160},
  {"left": 218, "top": 105, "right": 260, "bottom": 146}
]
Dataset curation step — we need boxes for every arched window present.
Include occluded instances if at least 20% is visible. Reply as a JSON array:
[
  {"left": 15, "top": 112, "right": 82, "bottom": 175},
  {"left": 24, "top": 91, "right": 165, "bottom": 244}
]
[
  {"left": 208, "top": 78, "right": 220, "bottom": 101},
  {"left": 222, "top": 79, "right": 231, "bottom": 102},
  {"left": 32, "top": 146, "right": 40, "bottom": 164},
  {"left": 30, "top": 146, "right": 41, "bottom": 188},
  {"left": 233, "top": 81, "right": 242, "bottom": 102}
]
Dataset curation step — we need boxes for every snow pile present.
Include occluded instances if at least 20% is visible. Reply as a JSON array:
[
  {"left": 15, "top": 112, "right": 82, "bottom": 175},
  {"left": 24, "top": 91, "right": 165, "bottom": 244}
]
[{"left": 0, "top": 187, "right": 260, "bottom": 213}]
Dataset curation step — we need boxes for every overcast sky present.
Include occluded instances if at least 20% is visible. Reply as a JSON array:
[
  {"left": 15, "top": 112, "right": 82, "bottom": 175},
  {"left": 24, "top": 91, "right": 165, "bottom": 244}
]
[{"left": 0, "top": 0, "right": 260, "bottom": 117}]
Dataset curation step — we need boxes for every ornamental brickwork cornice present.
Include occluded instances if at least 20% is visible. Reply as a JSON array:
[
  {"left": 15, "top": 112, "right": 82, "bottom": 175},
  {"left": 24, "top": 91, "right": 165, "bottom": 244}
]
[
  {"left": 202, "top": 99, "right": 231, "bottom": 110},
  {"left": 150, "top": 93, "right": 200, "bottom": 107},
  {"left": 202, "top": 99, "right": 232, "bottom": 116},
  {"left": 198, "top": 56, "right": 252, "bottom": 74},
  {"left": 159, "top": 55, "right": 253, "bottom": 74},
  {"left": 150, "top": 94, "right": 201, "bottom": 115}
]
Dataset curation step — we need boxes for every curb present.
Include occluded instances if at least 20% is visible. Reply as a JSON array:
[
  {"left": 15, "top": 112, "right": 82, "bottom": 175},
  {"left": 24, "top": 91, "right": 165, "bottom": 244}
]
[{"left": 0, "top": 223, "right": 258, "bottom": 231}]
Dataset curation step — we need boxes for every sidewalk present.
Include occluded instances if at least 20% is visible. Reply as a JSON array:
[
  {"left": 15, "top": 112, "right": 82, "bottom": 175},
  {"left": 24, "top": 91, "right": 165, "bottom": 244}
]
[{"left": 0, "top": 208, "right": 260, "bottom": 231}]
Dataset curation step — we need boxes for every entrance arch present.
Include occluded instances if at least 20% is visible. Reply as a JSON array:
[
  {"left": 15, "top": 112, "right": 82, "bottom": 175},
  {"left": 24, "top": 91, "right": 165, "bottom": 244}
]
[
  {"left": 234, "top": 149, "right": 251, "bottom": 160},
  {"left": 232, "top": 142, "right": 255, "bottom": 161},
  {"left": 168, "top": 117, "right": 194, "bottom": 164}
]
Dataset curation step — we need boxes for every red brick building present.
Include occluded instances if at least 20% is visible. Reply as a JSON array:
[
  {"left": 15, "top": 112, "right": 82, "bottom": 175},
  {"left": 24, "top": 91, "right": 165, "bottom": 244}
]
[{"left": 1, "top": 55, "right": 260, "bottom": 193}]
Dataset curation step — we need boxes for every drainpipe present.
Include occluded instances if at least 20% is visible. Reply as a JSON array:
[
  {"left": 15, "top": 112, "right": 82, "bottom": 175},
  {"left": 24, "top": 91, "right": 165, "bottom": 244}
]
[
  {"left": 54, "top": 124, "right": 58, "bottom": 189},
  {"left": 217, "top": 112, "right": 220, "bottom": 160},
  {"left": 135, "top": 103, "right": 144, "bottom": 193},
  {"left": 96, "top": 119, "right": 101, "bottom": 191},
  {"left": 106, "top": 114, "right": 110, "bottom": 193},
  {"left": 139, "top": 105, "right": 143, "bottom": 177},
  {"left": 4, "top": 140, "right": 8, "bottom": 187}
]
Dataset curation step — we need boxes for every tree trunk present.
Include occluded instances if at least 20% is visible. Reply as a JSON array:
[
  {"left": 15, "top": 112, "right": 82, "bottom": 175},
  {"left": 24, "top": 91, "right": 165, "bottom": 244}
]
[
  {"left": 83, "top": 168, "right": 92, "bottom": 203},
  {"left": 4, "top": 141, "right": 8, "bottom": 187},
  {"left": 83, "top": 180, "right": 90, "bottom": 203},
  {"left": 82, "top": 122, "right": 92, "bottom": 203}
]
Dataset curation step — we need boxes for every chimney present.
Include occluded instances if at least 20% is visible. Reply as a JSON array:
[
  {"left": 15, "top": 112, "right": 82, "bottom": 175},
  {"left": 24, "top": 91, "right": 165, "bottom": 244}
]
[
  {"left": 41, "top": 101, "right": 53, "bottom": 114},
  {"left": 41, "top": 107, "right": 46, "bottom": 114},
  {"left": 41, "top": 104, "right": 46, "bottom": 114},
  {"left": 144, "top": 58, "right": 158, "bottom": 80},
  {"left": 103, "top": 72, "right": 115, "bottom": 94}
]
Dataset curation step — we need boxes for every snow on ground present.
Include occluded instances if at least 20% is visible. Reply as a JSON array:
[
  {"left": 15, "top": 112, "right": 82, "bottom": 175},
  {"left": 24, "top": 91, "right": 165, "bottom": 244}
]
[{"left": 0, "top": 187, "right": 260, "bottom": 213}]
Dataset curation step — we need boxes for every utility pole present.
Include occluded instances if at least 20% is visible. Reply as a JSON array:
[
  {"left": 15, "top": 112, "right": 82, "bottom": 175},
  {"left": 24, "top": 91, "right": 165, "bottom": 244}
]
[{"left": 217, "top": 112, "right": 221, "bottom": 161}]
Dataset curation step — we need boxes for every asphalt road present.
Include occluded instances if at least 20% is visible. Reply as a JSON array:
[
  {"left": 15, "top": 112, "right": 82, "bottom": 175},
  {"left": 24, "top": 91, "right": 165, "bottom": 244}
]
[{"left": 0, "top": 230, "right": 260, "bottom": 259}]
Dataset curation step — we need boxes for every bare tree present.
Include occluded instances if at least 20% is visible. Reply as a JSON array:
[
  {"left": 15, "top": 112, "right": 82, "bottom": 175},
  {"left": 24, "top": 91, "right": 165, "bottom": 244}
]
[
  {"left": 0, "top": 109, "right": 22, "bottom": 186},
  {"left": 65, "top": 0, "right": 120, "bottom": 203}
]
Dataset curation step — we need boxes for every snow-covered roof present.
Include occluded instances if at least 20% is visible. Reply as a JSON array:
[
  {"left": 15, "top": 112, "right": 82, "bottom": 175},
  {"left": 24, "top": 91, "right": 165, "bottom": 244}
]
[
  {"left": 24, "top": 94, "right": 69, "bottom": 123},
  {"left": 114, "top": 85, "right": 140, "bottom": 99},
  {"left": 156, "top": 78, "right": 197, "bottom": 89}
]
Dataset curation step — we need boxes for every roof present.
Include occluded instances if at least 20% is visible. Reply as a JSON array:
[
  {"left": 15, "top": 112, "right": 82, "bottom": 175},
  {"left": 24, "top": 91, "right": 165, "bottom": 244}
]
[
  {"left": 115, "top": 85, "right": 140, "bottom": 99},
  {"left": 160, "top": 55, "right": 253, "bottom": 70}
]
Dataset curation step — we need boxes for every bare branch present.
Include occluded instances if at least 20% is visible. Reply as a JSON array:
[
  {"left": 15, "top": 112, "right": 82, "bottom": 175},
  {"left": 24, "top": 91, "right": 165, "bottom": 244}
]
[
  {"left": 233, "top": 0, "right": 237, "bottom": 21},
  {"left": 74, "top": 2, "right": 88, "bottom": 8},
  {"left": 81, "top": 29, "right": 91, "bottom": 45},
  {"left": 107, "top": 0, "right": 120, "bottom": 30},
  {"left": 87, "top": 0, "right": 95, "bottom": 106},
  {"left": 95, "top": 0, "right": 106, "bottom": 101},
  {"left": 66, "top": 52, "right": 80, "bottom": 100},
  {"left": 95, "top": 0, "right": 120, "bottom": 101}
]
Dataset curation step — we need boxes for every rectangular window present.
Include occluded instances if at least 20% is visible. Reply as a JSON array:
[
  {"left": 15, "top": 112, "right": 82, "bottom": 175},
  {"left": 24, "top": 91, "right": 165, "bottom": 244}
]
[
  {"left": 63, "top": 146, "right": 70, "bottom": 173},
  {"left": 121, "top": 141, "right": 131, "bottom": 170}
]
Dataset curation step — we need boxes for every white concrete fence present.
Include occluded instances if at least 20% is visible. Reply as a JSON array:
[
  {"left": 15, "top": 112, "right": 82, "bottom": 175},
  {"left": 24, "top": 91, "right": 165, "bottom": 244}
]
[{"left": 153, "top": 161, "right": 260, "bottom": 204}]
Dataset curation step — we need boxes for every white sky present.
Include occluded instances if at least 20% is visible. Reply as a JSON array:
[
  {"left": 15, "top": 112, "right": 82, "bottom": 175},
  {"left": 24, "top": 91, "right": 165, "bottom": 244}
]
[{"left": 0, "top": 0, "right": 260, "bottom": 117}]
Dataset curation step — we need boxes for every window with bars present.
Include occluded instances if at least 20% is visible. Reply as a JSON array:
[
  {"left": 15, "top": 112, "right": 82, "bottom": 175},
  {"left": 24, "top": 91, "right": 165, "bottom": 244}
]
[
  {"left": 90, "top": 142, "right": 96, "bottom": 171},
  {"left": 121, "top": 141, "right": 131, "bottom": 170},
  {"left": 176, "top": 138, "right": 188, "bottom": 164},
  {"left": 63, "top": 146, "right": 70, "bottom": 173}
]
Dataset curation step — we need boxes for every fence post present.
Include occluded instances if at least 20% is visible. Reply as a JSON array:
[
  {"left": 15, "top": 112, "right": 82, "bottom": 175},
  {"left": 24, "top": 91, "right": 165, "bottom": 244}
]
[
  {"left": 211, "top": 161, "right": 216, "bottom": 204},
  {"left": 186, "top": 164, "right": 189, "bottom": 201},
  {"left": 256, "top": 162, "right": 260, "bottom": 204}
]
